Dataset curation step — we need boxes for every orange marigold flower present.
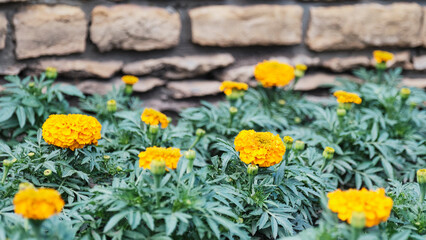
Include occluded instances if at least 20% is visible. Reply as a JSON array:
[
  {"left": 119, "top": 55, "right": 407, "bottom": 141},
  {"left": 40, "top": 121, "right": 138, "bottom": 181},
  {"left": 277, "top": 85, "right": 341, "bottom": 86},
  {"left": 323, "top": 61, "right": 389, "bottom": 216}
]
[
  {"left": 141, "top": 108, "right": 170, "bottom": 128},
  {"left": 219, "top": 81, "right": 249, "bottom": 96},
  {"left": 121, "top": 75, "right": 139, "bottom": 85},
  {"left": 42, "top": 114, "right": 102, "bottom": 151},
  {"left": 234, "top": 130, "right": 285, "bottom": 167},
  {"left": 138, "top": 146, "right": 182, "bottom": 170},
  {"left": 373, "top": 50, "right": 394, "bottom": 63},
  {"left": 333, "top": 90, "right": 362, "bottom": 104},
  {"left": 254, "top": 60, "right": 295, "bottom": 88},
  {"left": 327, "top": 188, "right": 393, "bottom": 228},
  {"left": 14, "top": 187, "right": 64, "bottom": 220}
]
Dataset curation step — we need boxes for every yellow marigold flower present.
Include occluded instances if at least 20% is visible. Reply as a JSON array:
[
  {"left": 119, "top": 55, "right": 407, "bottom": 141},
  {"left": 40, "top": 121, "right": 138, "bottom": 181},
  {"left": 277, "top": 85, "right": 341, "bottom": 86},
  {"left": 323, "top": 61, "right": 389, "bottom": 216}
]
[
  {"left": 42, "top": 114, "right": 102, "bottom": 151},
  {"left": 295, "top": 64, "right": 307, "bottom": 71},
  {"left": 373, "top": 50, "right": 394, "bottom": 63},
  {"left": 254, "top": 60, "right": 295, "bottom": 88},
  {"left": 138, "top": 146, "right": 182, "bottom": 170},
  {"left": 219, "top": 81, "right": 249, "bottom": 96},
  {"left": 327, "top": 188, "right": 393, "bottom": 228},
  {"left": 333, "top": 90, "right": 362, "bottom": 104},
  {"left": 141, "top": 108, "right": 170, "bottom": 128},
  {"left": 14, "top": 187, "right": 64, "bottom": 220},
  {"left": 121, "top": 75, "right": 139, "bottom": 85},
  {"left": 234, "top": 130, "right": 285, "bottom": 167}
]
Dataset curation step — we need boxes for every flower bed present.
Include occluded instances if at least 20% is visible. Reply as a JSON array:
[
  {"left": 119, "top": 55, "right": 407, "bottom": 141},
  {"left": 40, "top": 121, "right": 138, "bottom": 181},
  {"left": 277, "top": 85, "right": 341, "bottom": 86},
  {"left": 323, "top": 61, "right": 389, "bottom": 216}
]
[{"left": 0, "top": 51, "right": 424, "bottom": 240}]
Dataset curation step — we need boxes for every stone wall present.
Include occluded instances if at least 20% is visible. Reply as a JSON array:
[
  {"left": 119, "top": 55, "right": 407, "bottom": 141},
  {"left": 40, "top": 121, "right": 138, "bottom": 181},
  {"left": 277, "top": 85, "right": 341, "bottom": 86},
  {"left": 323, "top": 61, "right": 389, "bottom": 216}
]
[{"left": 0, "top": 0, "right": 425, "bottom": 113}]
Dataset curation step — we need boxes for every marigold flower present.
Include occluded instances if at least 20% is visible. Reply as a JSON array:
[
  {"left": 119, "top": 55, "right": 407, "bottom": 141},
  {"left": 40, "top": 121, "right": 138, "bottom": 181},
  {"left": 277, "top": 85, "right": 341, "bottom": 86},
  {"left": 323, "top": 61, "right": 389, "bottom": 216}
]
[
  {"left": 141, "top": 108, "right": 170, "bottom": 128},
  {"left": 219, "top": 81, "right": 249, "bottom": 96},
  {"left": 234, "top": 130, "right": 285, "bottom": 167},
  {"left": 14, "top": 187, "right": 64, "bottom": 220},
  {"left": 254, "top": 60, "right": 295, "bottom": 88},
  {"left": 138, "top": 147, "right": 182, "bottom": 170},
  {"left": 333, "top": 90, "right": 362, "bottom": 104},
  {"left": 327, "top": 188, "right": 393, "bottom": 227},
  {"left": 42, "top": 114, "right": 102, "bottom": 151},
  {"left": 373, "top": 50, "right": 394, "bottom": 63},
  {"left": 121, "top": 75, "right": 139, "bottom": 85},
  {"left": 295, "top": 64, "right": 307, "bottom": 71}
]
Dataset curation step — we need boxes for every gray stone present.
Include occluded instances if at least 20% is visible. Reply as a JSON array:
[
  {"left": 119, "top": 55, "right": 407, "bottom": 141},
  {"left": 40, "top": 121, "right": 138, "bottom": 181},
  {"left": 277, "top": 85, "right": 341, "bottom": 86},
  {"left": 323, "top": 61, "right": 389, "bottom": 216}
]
[
  {"left": 13, "top": 4, "right": 87, "bottom": 59},
  {"left": 189, "top": 5, "right": 303, "bottom": 46},
  {"left": 219, "top": 65, "right": 255, "bottom": 83},
  {"left": 123, "top": 54, "right": 235, "bottom": 79},
  {"left": 0, "top": 13, "right": 6, "bottom": 49},
  {"left": 167, "top": 80, "right": 222, "bottom": 99},
  {"left": 306, "top": 3, "right": 422, "bottom": 51},
  {"left": 294, "top": 73, "right": 360, "bottom": 91},
  {"left": 90, "top": 4, "right": 181, "bottom": 52},
  {"left": 0, "top": 63, "right": 26, "bottom": 75},
  {"left": 322, "top": 56, "right": 370, "bottom": 72},
  {"left": 401, "top": 78, "right": 426, "bottom": 89},
  {"left": 77, "top": 77, "right": 165, "bottom": 95},
  {"left": 413, "top": 55, "right": 426, "bottom": 71},
  {"left": 0, "top": 0, "right": 28, "bottom": 2},
  {"left": 33, "top": 59, "right": 123, "bottom": 79}
]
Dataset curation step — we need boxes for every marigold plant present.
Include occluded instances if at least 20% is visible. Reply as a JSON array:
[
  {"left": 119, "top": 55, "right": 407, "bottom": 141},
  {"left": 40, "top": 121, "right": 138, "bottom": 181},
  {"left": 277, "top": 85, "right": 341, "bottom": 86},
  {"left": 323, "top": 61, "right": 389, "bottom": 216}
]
[
  {"left": 333, "top": 90, "right": 362, "bottom": 104},
  {"left": 121, "top": 75, "right": 139, "bottom": 85},
  {"left": 373, "top": 50, "right": 394, "bottom": 63},
  {"left": 141, "top": 108, "right": 170, "bottom": 128},
  {"left": 42, "top": 114, "right": 102, "bottom": 151},
  {"left": 219, "top": 81, "right": 249, "bottom": 96},
  {"left": 138, "top": 146, "right": 182, "bottom": 170},
  {"left": 234, "top": 130, "right": 285, "bottom": 167},
  {"left": 254, "top": 60, "right": 295, "bottom": 88},
  {"left": 13, "top": 187, "right": 65, "bottom": 220},
  {"left": 327, "top": 188, "right": 393, "bottom": 227}
]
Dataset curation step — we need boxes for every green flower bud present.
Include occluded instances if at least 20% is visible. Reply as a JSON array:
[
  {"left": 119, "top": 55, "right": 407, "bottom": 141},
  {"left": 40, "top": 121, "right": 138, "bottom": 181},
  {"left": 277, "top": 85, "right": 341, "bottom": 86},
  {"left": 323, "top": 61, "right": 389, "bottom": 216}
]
[
  {"left": 283, "top": 136, "right": 294, "bottom": 150},
  {"left": 339, "top": 102, "right": 352, "bottom": 111},
  {"left": 294, "top": 140, "right": 305, "bottom": 152},
  {"left": 19, "top": 182, "right": 35, "bottom": 190},
  {"left": 350, "top": 211, "right": 366, "bottom": 229},
  {"left": 124, "top": 84, "right": 133, "bottom": 95},
  {"left": 3, "top": 160, "right": 13, "bottom": 168},
  {"left": 337, "top": 108, "right": 347, "bottom": 117},
  {"left": 294, "top": 69, "right": 305, "bottom": 78},
  {"left": 237, "top": 218, "right": 244, "bottom": 224},
  {"left": 229, "top": 107, "right": 238, "bottom": 116},
  {"left": 417, "top": 169, "right": 426, "bottom": 184},
  {"left": 150, "top": 159, "right": 166, "bottom": 176},
  {"left": 28, "top": 82, "right": 35, "bottom": 88},
  {"left": 45, "top": 67, "right": 58, "bottom": 79},
  {"left": 28, "top": 152, "right": 35, "bottom": 157},
  {"left": 323, "top": 147, "right": 335, "bottom": 160},
  {"left": 116, "top": 166, "right": 123, "bottom": 172},
  {"left": 196, "top": 129, "right": 206, "bottom": 138},
  {"left": 400, "top": 88, "right": 411, "bottom": 100},
  {"left": 226, "top": 90, "right": 245, "bottom": 101},
  {"left": 107, "top": 99, "right": 117, "bottom": 113},
  {"left": 167, "top": 117, "right": 172, "bottom": 123},
  {"left": 375, "top": 62, "right": 387, "bottom": 70},
  {"left": 149, "top": 125, "right": 159, "bottom": 135},
  {"left": 278, "top": 99, "right": 286, "bottom": 106},
  {"left": 103, "top": 155, "right": 111, "bottom": 161},
  {"left": 44, "top": 169, "right": 52, "bottom": 176},
  {"left": 247, "top": 164, "right": 258, "bottom": 176},
  {"left": 294, "top": 117, "right": 301, "bottom": 124},
  {"left": 184, "top": 150, "right": 196, "bottom": 161}
]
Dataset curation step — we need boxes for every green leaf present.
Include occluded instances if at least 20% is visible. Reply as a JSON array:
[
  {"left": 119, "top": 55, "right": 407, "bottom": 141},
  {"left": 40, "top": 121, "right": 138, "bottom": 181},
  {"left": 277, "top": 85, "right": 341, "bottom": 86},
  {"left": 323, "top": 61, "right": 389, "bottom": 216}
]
[
  {"left": 103, "top": 211, "right": 128, "bottom": 233},
  {"left": 389, "top": 230, "right": 411, "bottom": 240},
  {"left": 142, "top": 212, "right": 154, "bottom": 231},
  {"left": 165, "top": 215, "right": 177, "bottom": 236},
  {"left": 0, "top": 106, "right": 16, "bottom": 122},
  {"left": 16, "top": 106, "right": 26, "bottom": 128}
]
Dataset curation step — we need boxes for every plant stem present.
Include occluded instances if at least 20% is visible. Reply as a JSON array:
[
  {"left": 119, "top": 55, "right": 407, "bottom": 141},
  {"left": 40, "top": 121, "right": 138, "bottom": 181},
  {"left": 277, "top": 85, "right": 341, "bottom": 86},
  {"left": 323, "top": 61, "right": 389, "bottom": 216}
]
[
  {"left": 188, "top": 136, "right": 201, "bottom": 150},
  {"left": 320, "top": 159, "right": 327, "bottom": 173},
  {"left": 350, "top": 227, "right": 361, "bottom": 240},
  {"left": 186, "top": 159, "right": 194, "bottom": 174},
  {"left": 154, "top": 174, "right": 162, "bottom": 208},
  {"left": 1, "top": 166, "right": 10, "bottom": 184},
  {"left": 248, "top": 175, "right": 254, "bottom": 195}
]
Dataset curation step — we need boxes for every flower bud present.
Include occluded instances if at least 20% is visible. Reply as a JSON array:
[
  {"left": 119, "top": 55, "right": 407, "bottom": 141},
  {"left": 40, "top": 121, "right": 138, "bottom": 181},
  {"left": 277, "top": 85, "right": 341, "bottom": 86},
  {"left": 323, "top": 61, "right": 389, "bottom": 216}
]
[
  {"left": 283, "top": 136, "right": 294, "bottom": 150},
  {"left": 167, "top": 117, "right": 172, "bottom": 123},
  {"left": 150, "top": 159, "right": 166, "bottom": 176},
  {"left": 294, "top": 64, "right": 307, "bottom": 78},
  {"left": 149, "top": 125, "right": 159, "bottom": 135},
  {"left": 337, "top": 108, "right": 346, "bottom": 117},
  {"left": 116, "top": 166, "right": 123, "bottom": 172},
  {"left": 375, "top": 62, "right": 387, "bottom": 70},
  {"left": 339, "top": 102, "right": 352, "bottom": 111},
  {"left": 19, "top": 182, "right": 35, "bottom": 190},
  {"left": 103, "top": 155, "right": 111, "bottom": 161},
  {"left": 184, "top": 150, "right": 196, "bottom": 161},
  {"left": 278, "top": 99, "right": 286, "bottom": 106},
  {"left": 196, "top": 129, "right": 206, "bottom": 138},
  {"left": 400, "top": 88, "right": 411, "bottom": 100},
  {"left": 45, "top": 67, "right": 58, "bottom": 79},
  {"left": 294, "top": 117, "right": 301, "bottom": 124},
  {"left": 28, "top": 152, "right": 35, "bottom": 157},
  {"left": 44, "top": 169, "right": 52, "bottom": 176},
  {"left": 28, "top": 82, "right": 35, "bottom": 88},
  {"left": 3, "top": 159, "right": 14, "bottom": 168},
  {"left": 323, "top": 147, "right": 335, "bottom": 160},
  {"left": 247, "top": 164, "right": 258, "bottom": 176},
  {"left": 124, "top": 84, "right": 133, "bottom": 95},
  {"left": 226, "top": 90, "right": 245, "bottom": 101},
  {"left": 350, "top": 211, "right": 366, "bottom": 229},
  {"left": 107, "top": 99, "right": 117, "bottom": 113},
  {"left": 418, "top": 169, "right": 426, "bottom": 185},
  {"left": 229, "top": 107, "right": 238, "bottom": 116},
  {"left": 237, "top": 218, "right": 244, "bottom": 224},
  {"left": 294, "top": 140, "right": 305, "bottom": 152}
]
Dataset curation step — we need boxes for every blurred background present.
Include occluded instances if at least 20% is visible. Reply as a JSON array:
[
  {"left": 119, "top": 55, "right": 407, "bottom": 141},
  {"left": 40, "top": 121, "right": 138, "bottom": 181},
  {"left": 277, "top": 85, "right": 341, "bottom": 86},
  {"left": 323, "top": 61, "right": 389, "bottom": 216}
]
[{"left": 0, "top": 0, "right": 425, "bottom": 115}]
